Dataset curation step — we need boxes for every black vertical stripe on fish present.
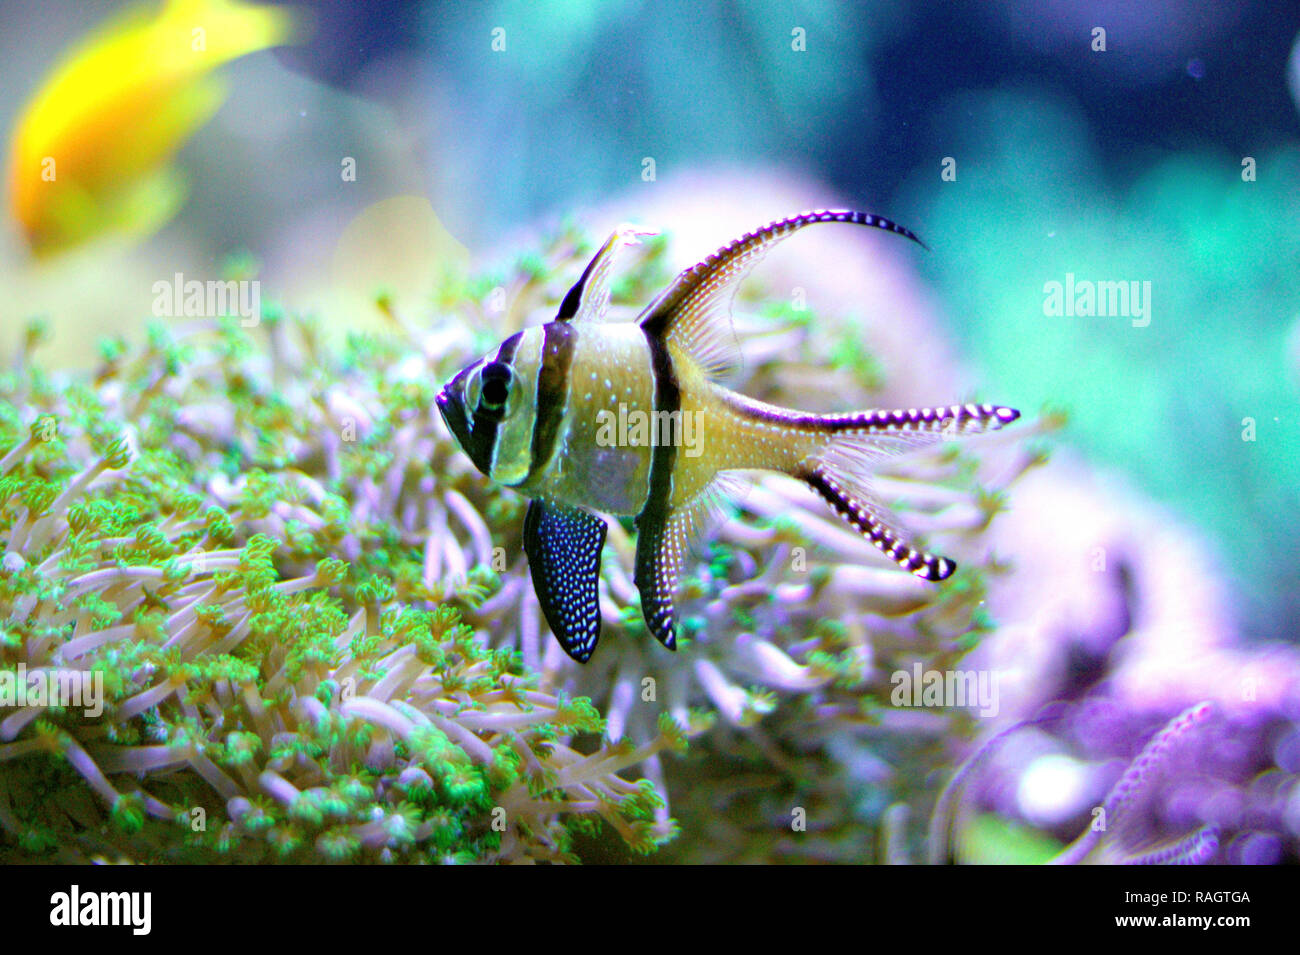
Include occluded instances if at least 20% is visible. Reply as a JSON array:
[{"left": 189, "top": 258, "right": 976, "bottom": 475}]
[
  {"left": 800, "top": 464, "right": 955, "bottom": 581},
  {"left": 491, "top": 332, "right": 524, "bottom": 378},
  {"left": 634, "top": 328, "right": 682, "bottom": 649},
  {"left": 523, "top": 498, "right": 607, "bottom": 663},
  {"left": 454, "top": 331, "right": 522, "bottom": 476},
  {"left": 525, "top": 321, "right": 577, "bottom": 486}
]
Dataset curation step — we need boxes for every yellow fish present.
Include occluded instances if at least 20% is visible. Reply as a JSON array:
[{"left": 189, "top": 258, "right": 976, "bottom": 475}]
[
  {"left": 437, "top": 211, "right": 1021, "bottom": 662},
  {"left": 7, "top": 0, "right": 294, "bottom": 256}
]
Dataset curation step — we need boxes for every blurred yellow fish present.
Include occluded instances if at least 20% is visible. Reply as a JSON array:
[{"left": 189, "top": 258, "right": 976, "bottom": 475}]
[{"left": 7, "top": 0, "right": 295, "bottom": 256}]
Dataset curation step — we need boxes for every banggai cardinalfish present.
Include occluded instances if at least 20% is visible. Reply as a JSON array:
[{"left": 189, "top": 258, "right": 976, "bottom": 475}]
[{"left": 436, "top": 210, "right": 1019, "bottom": 663}]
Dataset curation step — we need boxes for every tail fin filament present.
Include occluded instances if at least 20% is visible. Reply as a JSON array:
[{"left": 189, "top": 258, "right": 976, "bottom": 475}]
[
  {"left": 800, "top": 464, "right": 956, "bottom": 580},
  {"left": 797, "top": 403, "right": 1019, "bottom": 580}
]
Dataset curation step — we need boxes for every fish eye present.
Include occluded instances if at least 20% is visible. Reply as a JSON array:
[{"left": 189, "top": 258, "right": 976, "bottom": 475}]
[{"left": 479, "top": 362, "right": 513, "bottom": 411}]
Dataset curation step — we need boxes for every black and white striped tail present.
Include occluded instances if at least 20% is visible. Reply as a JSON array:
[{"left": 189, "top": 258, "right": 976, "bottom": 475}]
[
  {"left": 821, "top": 403, "right": 1020, "bottom": 436},
  {"left": 796, "top": 403, "right": 1019, "bottom": 580},
  {"left": 801, "top": 464, "right": 955, "bottom": 581}
]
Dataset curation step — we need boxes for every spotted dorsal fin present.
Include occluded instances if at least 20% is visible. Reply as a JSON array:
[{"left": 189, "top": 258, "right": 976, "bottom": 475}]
[
  {"left": 638, "top": 209, "right": 925, "bottom": 379},
  {"left": 523, "top": 499, "right": 608, "bottom": 663},
  {"left": 556, "top": 225, "right": 656, "bottom": 323}
]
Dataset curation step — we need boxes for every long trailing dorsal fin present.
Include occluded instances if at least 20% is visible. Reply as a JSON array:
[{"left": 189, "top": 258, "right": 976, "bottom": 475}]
[
  {"left": 556, "top": 224, "right": 657, "bottom": 323},
  {"left": 638, "top": 209, "right": 925, "bottom": 379}
]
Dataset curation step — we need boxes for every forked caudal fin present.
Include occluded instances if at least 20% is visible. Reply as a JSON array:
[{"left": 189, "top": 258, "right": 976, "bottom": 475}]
[{"left": 798, "top": 403, "right": 1020, "bottom": 581}]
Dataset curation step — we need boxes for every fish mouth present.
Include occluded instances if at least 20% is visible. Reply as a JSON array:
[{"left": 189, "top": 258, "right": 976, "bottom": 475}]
[{"left": 435, "top": 383, "right": 465, "bottom": 442}]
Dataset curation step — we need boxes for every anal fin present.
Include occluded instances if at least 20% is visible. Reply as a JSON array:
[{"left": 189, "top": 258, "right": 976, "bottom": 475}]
[
  {"left": 634, "top": 473, "right": 747, "bottom": 650},
  {"left": 634, "top": 509, "right": 682, "bottom": 651},
  {"left": 523, "top": 499, "right": 608, "bottom": 663}
]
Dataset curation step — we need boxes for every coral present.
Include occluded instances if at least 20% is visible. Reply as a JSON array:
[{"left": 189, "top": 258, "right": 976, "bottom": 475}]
[
  {"left": 0, "top": 220, "right": 1032, "bottom": 863},
  {"left": 1052, "top": 701, "right": 1221, "bottom": 865},
  {"left": 930, "top": 680, "right": 1300, "bottom": 865},
  {"left": 930, "top": 702, "right": 1224, "bottom": 865},
  {"left": 946, "top": 449, "right": 1300, "bottom": 865},
  {"left": 0, "top": 307, "right": 682, "bottom": 863}
]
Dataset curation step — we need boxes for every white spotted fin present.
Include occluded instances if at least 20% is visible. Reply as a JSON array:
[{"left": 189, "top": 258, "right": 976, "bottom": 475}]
[{"left": 522, "top": 499, "right": 607, "bottom": 662}]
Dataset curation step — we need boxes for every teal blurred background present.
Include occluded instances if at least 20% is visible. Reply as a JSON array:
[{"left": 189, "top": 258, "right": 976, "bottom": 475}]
[{"left": 2, "top": 0, "right": 1298, "bottom": 642}]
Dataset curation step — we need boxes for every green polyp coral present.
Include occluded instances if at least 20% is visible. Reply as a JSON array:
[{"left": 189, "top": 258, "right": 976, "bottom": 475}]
[
  {"left": 1, "top": 223, "right": 1039, "bottom": 864},
  {"left": 0, "top": 304, "right": 685, "bottom": 863}
]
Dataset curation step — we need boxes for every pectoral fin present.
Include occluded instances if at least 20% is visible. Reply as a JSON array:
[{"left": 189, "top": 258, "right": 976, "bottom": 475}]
[{"left": 523, "top": 499, "right": 608, "bottom": 663}]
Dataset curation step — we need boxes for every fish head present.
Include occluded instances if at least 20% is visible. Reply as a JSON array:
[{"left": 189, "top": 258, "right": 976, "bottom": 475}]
[{"left": 436, "top": 330, "right": 540, "bottom": 486}]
